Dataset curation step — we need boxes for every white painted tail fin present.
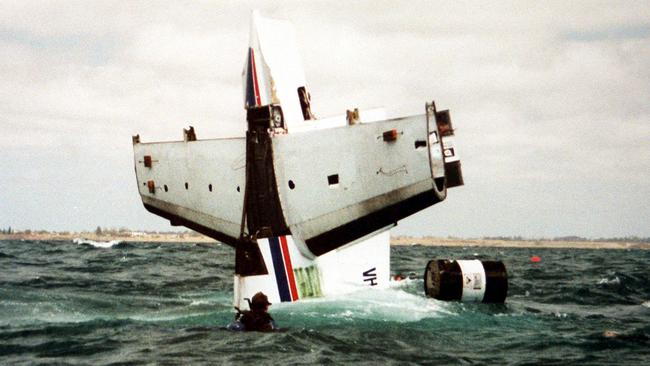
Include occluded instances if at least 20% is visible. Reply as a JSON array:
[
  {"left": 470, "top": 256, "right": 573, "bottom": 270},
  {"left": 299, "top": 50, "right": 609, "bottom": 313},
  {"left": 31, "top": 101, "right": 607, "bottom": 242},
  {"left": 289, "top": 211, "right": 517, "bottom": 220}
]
[
  {"left": 234, "top": 231, "right": 391, "bottom": 309},
  {"left": 242, "top": 11, "right": 312, "bottom": 132}
]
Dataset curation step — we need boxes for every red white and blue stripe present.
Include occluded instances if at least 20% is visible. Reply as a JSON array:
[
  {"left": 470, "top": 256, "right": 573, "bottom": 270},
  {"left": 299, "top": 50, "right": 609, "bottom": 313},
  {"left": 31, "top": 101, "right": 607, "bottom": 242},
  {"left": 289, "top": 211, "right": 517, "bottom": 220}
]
[
  {"left": 245, "top": 47, "right": 262, "bottom": 108},
  {"left": 268, "top": 236, "right": 299, "bottom": 302}
]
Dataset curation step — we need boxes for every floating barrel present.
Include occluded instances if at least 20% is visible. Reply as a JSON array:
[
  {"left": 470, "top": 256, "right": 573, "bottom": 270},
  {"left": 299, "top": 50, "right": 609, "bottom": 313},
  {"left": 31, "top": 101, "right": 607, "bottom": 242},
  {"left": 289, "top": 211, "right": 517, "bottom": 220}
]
[{"left": 424, "top": 259, "right": 508, "bottom": 303}]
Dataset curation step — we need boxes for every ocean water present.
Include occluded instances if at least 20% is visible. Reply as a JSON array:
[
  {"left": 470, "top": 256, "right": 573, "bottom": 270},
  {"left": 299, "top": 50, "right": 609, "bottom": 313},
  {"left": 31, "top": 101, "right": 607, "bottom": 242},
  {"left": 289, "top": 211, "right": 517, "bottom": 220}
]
[{"left": 1, "top": 240, "right": 649, "bottom": 365}]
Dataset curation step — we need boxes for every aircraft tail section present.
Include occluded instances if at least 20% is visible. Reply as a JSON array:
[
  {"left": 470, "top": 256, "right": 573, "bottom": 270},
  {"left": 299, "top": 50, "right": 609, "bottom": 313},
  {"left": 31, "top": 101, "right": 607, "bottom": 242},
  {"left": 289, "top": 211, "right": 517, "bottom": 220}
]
[
  {"left": 133, "top": 11, "right": 463, "bottom": 261},
  {"left": 242, "top": 11, "right": 312, "bottom": 132}
]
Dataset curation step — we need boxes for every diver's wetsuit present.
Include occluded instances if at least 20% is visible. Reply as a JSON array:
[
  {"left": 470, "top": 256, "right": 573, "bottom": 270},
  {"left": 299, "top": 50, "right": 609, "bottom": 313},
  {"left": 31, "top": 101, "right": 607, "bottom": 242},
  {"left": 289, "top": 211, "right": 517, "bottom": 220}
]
[{"left": 239, "top": 310, "right": 275, "bottom": 332}]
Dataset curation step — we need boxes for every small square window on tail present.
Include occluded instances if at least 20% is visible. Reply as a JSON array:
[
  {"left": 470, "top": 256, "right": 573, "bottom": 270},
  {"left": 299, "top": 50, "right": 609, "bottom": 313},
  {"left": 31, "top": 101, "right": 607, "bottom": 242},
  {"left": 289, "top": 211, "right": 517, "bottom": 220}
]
[
  {"left": 415, "top": 140, "right": 427, "bottom": 149},
  {"left": 327, "top": 174, "right": 339, "bottom": 187}
]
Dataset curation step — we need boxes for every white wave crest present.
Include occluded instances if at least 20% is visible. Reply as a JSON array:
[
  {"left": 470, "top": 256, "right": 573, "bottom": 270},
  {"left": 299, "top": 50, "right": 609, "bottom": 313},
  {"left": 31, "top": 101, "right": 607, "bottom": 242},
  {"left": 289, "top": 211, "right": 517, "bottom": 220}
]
[
  {"left": 388, "top": 277, "right": 416, "bottom": 289},
  {"left": 642, "top": 301, "right": 650, "bottom": 308},
  {"left": 189, "top": 300, "right": 211, "bottom": 306},
  {"left": 73, "top": 238, "right": 122, "bottom": 248},
  {"left": 597, "top": 276, "right": 620, "bottom": 285}
]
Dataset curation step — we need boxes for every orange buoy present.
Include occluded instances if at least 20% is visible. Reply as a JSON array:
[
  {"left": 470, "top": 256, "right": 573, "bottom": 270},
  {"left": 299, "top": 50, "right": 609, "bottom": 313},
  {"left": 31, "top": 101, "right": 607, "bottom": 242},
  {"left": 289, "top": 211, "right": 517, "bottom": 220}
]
[{"left": 530, "top": 255, "right": 541, "bottom": 263}]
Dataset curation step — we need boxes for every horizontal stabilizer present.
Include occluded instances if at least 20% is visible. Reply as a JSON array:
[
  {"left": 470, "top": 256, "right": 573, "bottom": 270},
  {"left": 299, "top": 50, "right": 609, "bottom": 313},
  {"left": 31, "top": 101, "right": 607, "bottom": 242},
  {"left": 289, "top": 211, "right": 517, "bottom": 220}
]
[
  {"left": 133, "top": 138, "right": 246, "bottom": 247},
  {"left": 271, "top": 109, "right": 447, "bottom": 256}
]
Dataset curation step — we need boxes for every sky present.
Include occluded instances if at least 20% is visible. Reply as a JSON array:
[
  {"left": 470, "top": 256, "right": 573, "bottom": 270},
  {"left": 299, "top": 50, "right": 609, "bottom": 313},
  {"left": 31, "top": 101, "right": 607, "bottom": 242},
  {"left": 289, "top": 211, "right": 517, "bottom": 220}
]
[{"left": 1, "top": 1, "right": 649, "bottom": 238}]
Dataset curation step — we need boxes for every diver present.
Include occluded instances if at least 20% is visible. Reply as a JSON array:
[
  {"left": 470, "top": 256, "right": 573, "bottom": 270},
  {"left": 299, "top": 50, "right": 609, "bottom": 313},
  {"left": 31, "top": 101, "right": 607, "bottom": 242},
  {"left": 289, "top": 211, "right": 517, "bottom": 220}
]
[{"left": 230, "top": 292, "right": 276, "bottom": 332}]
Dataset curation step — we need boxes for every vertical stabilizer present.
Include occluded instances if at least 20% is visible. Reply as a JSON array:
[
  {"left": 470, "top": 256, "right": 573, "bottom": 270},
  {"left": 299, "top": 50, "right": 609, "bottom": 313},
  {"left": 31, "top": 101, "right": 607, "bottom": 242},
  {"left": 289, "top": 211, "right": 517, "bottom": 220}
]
[{"left": 242, "top": 11, "right": 311, "bottom": 132}]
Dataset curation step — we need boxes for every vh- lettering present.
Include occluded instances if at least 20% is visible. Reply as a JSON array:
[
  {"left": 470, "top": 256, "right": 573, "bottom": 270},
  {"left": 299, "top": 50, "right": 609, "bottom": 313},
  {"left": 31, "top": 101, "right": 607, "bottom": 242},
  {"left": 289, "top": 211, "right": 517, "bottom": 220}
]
[{"left": 363, "top": 267, "right": 377, "bottom": 286}]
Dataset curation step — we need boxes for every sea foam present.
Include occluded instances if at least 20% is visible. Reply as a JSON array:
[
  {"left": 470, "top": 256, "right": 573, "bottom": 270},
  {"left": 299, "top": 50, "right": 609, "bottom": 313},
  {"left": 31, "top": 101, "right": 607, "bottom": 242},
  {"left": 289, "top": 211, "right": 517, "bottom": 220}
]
[{"left": 275, "top": 286, "right": 452, "bottom": 323}]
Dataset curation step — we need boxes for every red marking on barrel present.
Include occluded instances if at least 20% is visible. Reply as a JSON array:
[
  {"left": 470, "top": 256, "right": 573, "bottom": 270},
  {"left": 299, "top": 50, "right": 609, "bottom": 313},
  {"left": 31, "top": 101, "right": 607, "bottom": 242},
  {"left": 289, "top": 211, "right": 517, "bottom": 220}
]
[{"left": 280, "top": 236, "right": 299, "bottom": 301}]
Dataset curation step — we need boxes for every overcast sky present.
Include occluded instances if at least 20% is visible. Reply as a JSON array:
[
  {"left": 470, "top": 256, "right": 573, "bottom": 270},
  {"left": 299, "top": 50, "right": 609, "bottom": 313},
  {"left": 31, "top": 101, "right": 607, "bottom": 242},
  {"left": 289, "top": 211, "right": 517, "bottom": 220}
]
[{"left": 1, "top": 1, "right": 649, "bottom": 238}]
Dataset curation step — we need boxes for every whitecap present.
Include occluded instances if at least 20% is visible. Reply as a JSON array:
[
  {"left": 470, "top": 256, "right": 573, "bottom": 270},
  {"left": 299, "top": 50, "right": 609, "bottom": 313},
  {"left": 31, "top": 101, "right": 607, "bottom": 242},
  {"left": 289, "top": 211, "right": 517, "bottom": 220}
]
[
  {"left": 73, "top": 238, "right": 122, "bottom": 248},
  {"left": 597, "top": 276, "right": 620, "bottom": 285},
  {"left": 189, "top": 300, "right": 211, "bottom": 306},
  {"left": 388, "top": 277, "right": 415, "bottom": 288},
  {"left": 642, "top": 301, "right": 650, "bottom": 308}
]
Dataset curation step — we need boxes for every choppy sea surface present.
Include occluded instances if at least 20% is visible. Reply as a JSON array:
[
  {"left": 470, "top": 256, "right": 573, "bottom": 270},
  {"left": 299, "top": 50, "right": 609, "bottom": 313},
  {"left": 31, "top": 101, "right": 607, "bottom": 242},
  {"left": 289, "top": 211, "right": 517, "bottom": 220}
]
[{"left": 1, "top": 240, "right": 649, "bottom": 365}]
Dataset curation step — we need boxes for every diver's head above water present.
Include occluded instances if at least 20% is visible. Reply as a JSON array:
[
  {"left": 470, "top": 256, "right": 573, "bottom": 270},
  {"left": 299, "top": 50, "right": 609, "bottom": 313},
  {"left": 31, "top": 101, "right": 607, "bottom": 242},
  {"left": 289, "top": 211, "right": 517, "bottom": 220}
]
[{"left": 251, "top": 292, "right": 272, "bottom": 311}]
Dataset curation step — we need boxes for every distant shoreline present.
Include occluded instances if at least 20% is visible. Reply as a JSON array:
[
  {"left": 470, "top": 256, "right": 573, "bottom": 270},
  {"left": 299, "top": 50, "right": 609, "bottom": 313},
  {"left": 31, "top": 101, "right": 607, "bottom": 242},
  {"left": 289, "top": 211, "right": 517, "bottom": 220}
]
[
  {"left": 1, "top": 232, "right": 649, "bottom": 249},
  {"left": 0, "top": 232, "right": 216, "bottom": 243},
  {"left": 391, "top": 237, "right": 650, "bottom": 250}
]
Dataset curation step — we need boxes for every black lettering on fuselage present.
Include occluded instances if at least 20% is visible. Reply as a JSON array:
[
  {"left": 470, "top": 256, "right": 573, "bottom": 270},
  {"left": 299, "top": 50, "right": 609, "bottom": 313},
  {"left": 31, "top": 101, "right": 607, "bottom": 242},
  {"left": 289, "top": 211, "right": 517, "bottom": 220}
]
[{"left": 363, "top": 267, "right": 377, "bottom": 286}]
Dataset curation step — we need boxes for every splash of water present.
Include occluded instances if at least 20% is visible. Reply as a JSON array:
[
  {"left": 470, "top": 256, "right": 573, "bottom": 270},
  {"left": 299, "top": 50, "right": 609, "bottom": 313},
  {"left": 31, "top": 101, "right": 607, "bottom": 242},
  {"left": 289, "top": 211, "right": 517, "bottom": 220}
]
[{"left": 274, "top": 286, "right": 452, "bottom": 323}]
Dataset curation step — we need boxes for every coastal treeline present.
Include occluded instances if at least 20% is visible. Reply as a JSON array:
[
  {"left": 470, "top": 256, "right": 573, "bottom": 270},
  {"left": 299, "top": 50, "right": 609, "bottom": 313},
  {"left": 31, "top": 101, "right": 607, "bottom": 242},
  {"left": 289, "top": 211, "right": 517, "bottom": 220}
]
[{"left": 483, "top": 235, "right": 650, "bottom": 243}]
